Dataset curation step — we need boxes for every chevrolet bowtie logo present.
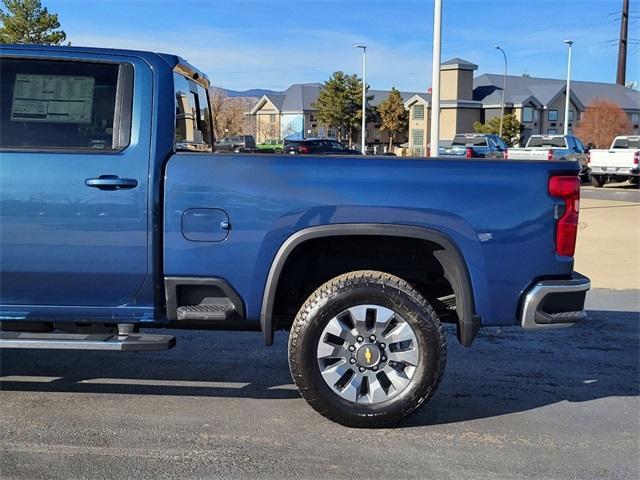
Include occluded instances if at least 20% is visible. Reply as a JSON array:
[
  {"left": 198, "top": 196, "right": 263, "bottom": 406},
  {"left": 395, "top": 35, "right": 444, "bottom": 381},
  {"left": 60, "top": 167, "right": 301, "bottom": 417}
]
[{"left": 364, "top": 347, "right": 373, "bottom": 364}]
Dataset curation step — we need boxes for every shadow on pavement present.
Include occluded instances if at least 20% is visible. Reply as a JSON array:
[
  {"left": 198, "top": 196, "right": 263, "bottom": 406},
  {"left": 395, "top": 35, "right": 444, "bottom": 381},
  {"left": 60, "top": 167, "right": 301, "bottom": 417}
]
[{"left": 1, "top": 309, "right": 638, "bottom": 425}]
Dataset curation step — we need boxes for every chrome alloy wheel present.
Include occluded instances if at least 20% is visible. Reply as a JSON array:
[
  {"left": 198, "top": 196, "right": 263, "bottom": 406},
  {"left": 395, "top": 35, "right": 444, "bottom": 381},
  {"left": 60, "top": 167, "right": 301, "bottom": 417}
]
[{"left": 316, "top": 304, "right": 420, "bottom": 404}]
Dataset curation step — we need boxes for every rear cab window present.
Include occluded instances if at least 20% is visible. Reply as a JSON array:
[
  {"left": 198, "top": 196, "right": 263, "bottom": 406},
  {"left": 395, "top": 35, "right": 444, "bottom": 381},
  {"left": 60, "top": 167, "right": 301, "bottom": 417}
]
[
  {"left": 0, "top": 57, "right": 133, "bottom": 151},
  {"left": 173, "top": 72, "right": 212, "bottom": 152},
  {"left": 612, "top": 138, "right": 640, "bottom": 149}
]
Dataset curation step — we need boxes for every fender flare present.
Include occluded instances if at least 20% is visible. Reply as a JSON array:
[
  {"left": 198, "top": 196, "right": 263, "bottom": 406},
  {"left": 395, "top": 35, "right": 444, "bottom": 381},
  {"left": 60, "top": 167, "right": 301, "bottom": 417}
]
[{"left": 260, "top": 224, "right": 481, "bottom": 347}]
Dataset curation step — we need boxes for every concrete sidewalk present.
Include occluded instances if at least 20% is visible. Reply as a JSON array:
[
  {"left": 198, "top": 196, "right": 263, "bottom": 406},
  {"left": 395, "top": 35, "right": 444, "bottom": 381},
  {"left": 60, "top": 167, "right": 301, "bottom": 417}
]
[{"left": 575, "top": 197, "right": 640, "bottom": 290}]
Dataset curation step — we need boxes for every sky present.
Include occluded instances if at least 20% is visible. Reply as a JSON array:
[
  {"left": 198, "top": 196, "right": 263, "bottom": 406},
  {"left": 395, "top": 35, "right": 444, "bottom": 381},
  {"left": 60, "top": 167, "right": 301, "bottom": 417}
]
[{"left": 47, "top": 0, "right": 639, "bottom": 93}]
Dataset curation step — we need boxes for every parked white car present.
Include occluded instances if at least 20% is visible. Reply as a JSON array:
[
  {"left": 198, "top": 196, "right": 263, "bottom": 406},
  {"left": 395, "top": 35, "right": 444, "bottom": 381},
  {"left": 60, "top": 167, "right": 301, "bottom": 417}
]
[{"left": 588, "top": 136, "right": 640, "bottom": 187}]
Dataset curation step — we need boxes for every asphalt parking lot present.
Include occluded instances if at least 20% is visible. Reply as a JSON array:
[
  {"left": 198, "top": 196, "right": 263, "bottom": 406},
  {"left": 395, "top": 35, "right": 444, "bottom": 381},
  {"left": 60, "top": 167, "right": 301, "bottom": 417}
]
[{"left": 1, "top": 184, "right": 639, "bottom": 480}]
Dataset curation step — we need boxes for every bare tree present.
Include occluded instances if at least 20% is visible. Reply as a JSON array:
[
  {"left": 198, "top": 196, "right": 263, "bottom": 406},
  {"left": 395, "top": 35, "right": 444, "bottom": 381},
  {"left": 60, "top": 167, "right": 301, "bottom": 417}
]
[
  {"left": 575, "top": 99, "right": 632, "bottom": 148},
  {"left": 209, "top": 88, "right": 247, "bottom": 139}
]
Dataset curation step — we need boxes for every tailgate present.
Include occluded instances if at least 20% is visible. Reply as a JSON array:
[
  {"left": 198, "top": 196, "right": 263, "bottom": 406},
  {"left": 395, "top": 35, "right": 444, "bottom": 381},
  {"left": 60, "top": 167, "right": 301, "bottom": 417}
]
[
  {"left": 508, "top": 148, "right": 548, "bottom": 160},
  {"left": 590, "top": 150, "right": 638, "bottom": 168}
]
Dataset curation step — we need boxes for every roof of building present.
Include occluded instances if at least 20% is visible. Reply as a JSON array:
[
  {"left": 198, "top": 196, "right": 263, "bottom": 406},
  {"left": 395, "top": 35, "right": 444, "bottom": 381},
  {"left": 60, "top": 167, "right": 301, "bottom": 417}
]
[
  {"left": 441, "top": 57, "right": 478, "bottom": 71},
  {"left": 473, "top": 73, "right": 640, "bottom": 111},
  {"left": 251, "top": 84, "right": 428, "bottom": 113}
]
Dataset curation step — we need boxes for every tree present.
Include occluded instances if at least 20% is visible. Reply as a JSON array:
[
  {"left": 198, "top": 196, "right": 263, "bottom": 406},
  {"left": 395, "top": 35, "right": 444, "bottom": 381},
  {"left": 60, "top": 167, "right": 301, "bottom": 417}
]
[
  {"left": 378, "top": 87, "right": 408, "bottom": 148},
  {"left": 0, "top": 0, "right": 66, "bottom": 45},
  {"left": 313, "top": 71, "right": 369, "bottom": 146},
  {"left": 209, "top": 88, "right": 247, "bottom": 138},
  {"left": 473, "top": 113, "right": 522, "bottom": 146},
  {"left": 575, "top": 99, "right": 632, "bottom": 148}
]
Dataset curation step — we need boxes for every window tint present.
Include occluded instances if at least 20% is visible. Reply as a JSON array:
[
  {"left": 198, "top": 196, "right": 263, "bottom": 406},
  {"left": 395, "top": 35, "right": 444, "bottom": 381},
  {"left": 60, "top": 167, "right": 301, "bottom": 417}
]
[
  {"left": 174, "top": 73, "right": 212, "bottom": 152},
  {"left": 612, "top": 138, "right": 640, "bottom": 149},
  {"left": 0, "top": 57, "right": 131, "bottom": 150}
]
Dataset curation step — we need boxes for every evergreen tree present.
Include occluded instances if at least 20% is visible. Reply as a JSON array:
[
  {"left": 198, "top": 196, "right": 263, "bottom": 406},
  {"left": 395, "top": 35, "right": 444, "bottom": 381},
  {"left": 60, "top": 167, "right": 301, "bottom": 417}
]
[
  {"left": 473, "top": 113, "right": 522, "bottom": 146},
  {"left": 0, "top": 0, "right": 66, "bottom": 45},
  {"left": 314, "top": 71, "right": 370, "bottom": 145}
]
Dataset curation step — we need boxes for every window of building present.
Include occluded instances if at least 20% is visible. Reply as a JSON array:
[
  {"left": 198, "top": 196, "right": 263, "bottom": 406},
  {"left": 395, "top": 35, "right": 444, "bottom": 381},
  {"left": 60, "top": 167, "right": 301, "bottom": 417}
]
[
  {"left": 522, "top": 107, "right": 534, "bottom": 123},
  {"left": 412, "top": 105, "right": 425, "bottom": 120},
  {"left": 631, "top": 112, "right": 639, "bottom": 125},
  {"left": 548, "top": 110, "right": 558, "bottom": 121},
  {"left": 0, "top": 57, "right": 132, "bottom": 151},
  {"left": 569, "top": 110, "right": 574, "bottom": 122},
  {"left": 547, "top": 128, "right": 557, "bottom": 135},
  {"left": 174, "top": 73, "right": 212, "bottom": 151},
  {"left": 411, "top": 129, "right": 424, "bottom": 147}
]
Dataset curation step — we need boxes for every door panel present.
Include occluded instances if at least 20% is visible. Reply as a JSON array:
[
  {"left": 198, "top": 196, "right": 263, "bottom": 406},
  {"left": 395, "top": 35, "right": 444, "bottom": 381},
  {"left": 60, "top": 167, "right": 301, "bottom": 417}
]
[{"left": 0, "top": 54, "right": 152, "bottom": 307}]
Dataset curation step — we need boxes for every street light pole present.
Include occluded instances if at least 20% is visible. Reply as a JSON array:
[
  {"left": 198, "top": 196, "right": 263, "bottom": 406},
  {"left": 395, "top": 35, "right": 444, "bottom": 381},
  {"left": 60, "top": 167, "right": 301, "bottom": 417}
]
[
  {"left": 429, "top": 0, "right": 442, "bottom": 157},
  {"left": 563, "top": 40, "right": 574, "bottom": 136},
  {"left": 494, "top": 45, "right": 507, "bottom": 140},
  {"left": 355, "top": 44, "right": 367, "bottom": 155}
]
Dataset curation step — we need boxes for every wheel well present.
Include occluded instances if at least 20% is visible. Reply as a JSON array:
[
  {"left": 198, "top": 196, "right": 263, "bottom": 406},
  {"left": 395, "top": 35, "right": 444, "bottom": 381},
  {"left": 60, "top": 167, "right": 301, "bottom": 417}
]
[{"left": 271, "top": 235, "right": 459, "bottom": 331}]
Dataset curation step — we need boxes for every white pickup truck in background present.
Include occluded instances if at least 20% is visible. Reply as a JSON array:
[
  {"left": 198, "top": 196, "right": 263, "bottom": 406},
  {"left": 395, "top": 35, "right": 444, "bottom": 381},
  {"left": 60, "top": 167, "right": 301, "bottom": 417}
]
[
  {"left": 509, "top": 135, "right": 589, "bottom": 177},
  {"left": 587, "top": 136, "right": 640, "bottom": 187}
]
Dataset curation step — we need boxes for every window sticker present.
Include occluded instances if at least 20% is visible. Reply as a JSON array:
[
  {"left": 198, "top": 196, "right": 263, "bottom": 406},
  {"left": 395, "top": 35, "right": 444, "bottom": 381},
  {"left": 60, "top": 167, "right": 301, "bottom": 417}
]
[{"left": 11, "top": 74, "right": 94, "bottom": 124}]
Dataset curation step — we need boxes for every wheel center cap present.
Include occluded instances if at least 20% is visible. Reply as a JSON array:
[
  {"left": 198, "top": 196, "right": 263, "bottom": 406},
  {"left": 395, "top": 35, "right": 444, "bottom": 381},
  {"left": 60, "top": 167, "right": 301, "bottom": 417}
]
[{"left": 356, "top": 343, "right": 381, "bottom": 367}]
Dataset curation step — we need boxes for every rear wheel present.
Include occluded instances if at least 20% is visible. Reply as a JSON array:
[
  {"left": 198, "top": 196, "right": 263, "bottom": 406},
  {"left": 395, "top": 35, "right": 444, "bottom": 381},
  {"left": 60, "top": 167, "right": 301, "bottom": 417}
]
[
  {"left": 274, "top": 148, "right": 283, "bottom": 154},
  {"left": 590, "top": 175, "right": 605, "bottom": 187},
  {"left": 288, "top": 270, "right": 446, "bottom": 427}
]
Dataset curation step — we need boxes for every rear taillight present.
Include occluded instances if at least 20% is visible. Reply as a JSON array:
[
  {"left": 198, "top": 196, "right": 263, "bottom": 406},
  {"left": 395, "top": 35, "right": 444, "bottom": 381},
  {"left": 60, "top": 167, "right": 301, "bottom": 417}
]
[
  {"left": 549, "top": 176, "right": 580, "bottom": 257},
  {"left": 547, "top": 149, "right": 554, "bottom": 160},
  {"left": 465, "top": 147, "right": 473, "bottom": 159},
  {"left": 503, "top": 148, "right": 509, "bottom": 160},
  {"left": 634, "top": 151, "right": 639, "bottom": 165},
  {"left": 299, "top": 145, "right": 310, "bottom": 154}
]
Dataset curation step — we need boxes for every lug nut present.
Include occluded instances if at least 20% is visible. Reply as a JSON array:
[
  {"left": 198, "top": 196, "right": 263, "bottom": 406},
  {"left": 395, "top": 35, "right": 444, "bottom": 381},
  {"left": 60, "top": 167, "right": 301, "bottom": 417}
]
[
  {"left": 380, "top": 343, "right": 386, "bottom": 350},
  {"left": 359, "top": 367, "right": 366, "bottom": 373},
  {"left": 372, "top": 366, "right": 378, "bottom": 371},
  {"left": 357, "top": 336, "right": 364, "bottom": 343},
  {"left": 350, "top": 358, "right": 357, "bottom": 364},
  {"left": 348, "top": 345, "right": 356, "bottom": 352},
  {"left": 381, "top": 356, "right": 387, "bottom": 362},
  {"left": 369, "top": 335, "right": 376, "bottom": 341}
]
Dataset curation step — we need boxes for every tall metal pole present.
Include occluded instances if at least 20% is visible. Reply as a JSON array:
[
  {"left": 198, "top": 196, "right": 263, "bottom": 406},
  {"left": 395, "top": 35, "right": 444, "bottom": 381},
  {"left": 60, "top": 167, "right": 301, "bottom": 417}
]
[
  {"left": 355, "top": 44, "right": 367, "bottom": 154},
  {"left": 617, "top": 0, "right": 629, "bottom": 85},
  {"left": 494, "top": 45, "right": 507, "bottom": 140},
  {"left": 429, "top": 0, "right": 442, "bottom": 157},
  {"left": 563, "top": 40, "right": 573, "bottom": 136}
]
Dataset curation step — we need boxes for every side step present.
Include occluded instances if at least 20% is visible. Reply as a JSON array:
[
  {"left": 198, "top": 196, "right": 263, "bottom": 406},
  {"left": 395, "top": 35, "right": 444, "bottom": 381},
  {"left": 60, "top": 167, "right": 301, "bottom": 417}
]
[
  {"left": 176, "top": 298, "right": 236, "bottom": 321},
  {"left": 0, "top": 331, "right": 176, "bottom": 351}
]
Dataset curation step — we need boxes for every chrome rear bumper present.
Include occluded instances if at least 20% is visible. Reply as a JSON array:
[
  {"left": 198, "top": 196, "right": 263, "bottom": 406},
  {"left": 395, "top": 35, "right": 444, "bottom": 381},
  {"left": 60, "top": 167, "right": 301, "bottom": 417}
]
[{"left": 520, "top": 273, "right": 591, "bottom": 331}]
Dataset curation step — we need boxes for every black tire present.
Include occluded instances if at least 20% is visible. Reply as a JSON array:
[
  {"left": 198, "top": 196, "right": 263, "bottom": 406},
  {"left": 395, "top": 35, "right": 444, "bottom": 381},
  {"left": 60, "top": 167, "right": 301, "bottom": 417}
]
[
  {"left": 288, "top": 270, "right": 446, "bottom": 428},
  {"left": 590, "top": 175, "right": 605, "bottom": 187},
  {"left": 274, "top": 148, "right": 283, "bottom": 154}
]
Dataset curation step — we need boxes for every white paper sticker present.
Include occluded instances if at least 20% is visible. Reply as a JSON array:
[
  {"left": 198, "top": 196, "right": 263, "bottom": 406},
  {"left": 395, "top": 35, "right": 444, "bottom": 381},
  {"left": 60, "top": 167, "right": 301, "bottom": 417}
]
[{"left": 11, "top": 74, "right": 94, "bottom": 124}]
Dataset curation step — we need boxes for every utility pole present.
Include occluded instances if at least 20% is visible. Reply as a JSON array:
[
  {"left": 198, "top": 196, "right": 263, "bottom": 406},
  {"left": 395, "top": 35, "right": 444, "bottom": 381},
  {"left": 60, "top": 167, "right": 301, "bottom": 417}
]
[
  {"left": 563, "top": 40, "right": 574, "bottom": 136},
  {"left": 429, "top": 0, "right": 442, "bottom": 157},
  {"left": 355, "top": 45, "right": 367, "bottom": 154},
  {"left": 494, "top": 45, "right": 507, "bottom": 140},
  {"left": 617, "top": 0, "right": 629, "bottom": 85}
]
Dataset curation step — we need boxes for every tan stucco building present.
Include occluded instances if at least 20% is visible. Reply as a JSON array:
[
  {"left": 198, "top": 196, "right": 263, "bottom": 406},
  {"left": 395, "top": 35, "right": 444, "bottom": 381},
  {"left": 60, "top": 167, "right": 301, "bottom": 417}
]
[{"left": 247, "top": 57, "right": 640, "bottom": 152}]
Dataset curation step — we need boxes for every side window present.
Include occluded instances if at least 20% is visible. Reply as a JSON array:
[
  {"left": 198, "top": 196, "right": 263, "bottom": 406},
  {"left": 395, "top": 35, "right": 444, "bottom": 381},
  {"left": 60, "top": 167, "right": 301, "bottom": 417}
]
[
  {"left": 331, "top": 141, "right": 344, "bottom": 150},
  {"left": 0, "top": 57, "right": 132, "bottom": 151},
  {"left": 573, "top": 137, "right": 584, "bottom": 152},
  {"left": 566, "top": 136, "right": 576, "bottom": 150},
  {"left": 174, "top": 73, "right": 212, "bottom": 152}
]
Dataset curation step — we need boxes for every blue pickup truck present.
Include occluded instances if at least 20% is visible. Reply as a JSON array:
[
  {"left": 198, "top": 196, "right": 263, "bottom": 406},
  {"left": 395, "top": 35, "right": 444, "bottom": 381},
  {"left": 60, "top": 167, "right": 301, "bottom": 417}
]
[{"left": 0, "top": 45, "right": 590, "bottom": 427}]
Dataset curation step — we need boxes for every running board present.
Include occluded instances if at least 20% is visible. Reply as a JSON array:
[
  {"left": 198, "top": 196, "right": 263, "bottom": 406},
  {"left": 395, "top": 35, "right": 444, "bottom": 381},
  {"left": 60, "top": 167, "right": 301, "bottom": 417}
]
[{"left": 0, "top": 331, "right": 176, "bottom": 351}]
